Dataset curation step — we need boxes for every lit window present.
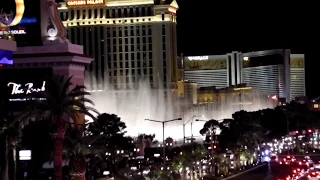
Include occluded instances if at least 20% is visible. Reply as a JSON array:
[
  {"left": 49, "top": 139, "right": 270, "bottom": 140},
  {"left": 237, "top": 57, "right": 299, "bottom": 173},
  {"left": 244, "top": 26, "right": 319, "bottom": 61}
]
[{"left": 314, "top": 104, "right": 319, "bottom": 108}]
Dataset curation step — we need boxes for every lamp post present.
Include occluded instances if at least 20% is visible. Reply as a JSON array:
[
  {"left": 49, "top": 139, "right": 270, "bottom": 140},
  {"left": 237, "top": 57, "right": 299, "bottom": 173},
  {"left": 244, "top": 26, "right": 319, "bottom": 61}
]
[
  {"left": 183, "top": 115, "right": 203, "bottom": 145},
  {"left": 145, "top": 118, "right": 182, "bottom": 167}
]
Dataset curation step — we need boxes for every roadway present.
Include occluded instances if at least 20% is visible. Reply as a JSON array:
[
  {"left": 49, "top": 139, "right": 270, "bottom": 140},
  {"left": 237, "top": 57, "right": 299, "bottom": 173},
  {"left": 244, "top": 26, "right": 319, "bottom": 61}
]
[
  {"left": 226, "top": 163, "right": 269, "bottom": 180},
  {"left": 226, "top": 155, "right": 320, "bottom": 180}
]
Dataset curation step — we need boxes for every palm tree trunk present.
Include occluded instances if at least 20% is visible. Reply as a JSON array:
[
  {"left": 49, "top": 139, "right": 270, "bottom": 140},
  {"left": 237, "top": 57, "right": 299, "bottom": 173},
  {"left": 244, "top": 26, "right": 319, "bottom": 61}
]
[
  {"left": 52, "top": 129, "right": 65, "bottom": 180},
  {"left": 13, "top": 146, "right": 17, "bottom": 180},
  {"left": 3, "top": 138, "right": 9, "bottom": 180}
]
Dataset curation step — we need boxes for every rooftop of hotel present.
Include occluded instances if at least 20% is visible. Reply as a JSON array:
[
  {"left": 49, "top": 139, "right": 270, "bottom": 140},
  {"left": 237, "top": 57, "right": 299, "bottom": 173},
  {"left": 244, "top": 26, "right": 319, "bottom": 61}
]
[{"left": 60, "top": 0, "right": 178, "bottom": 7}]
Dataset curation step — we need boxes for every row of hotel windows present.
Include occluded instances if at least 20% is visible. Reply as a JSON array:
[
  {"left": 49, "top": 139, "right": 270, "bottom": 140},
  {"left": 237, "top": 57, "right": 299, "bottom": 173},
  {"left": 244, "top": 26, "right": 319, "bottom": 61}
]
[
  {"left": 106, "top": 53, "right": 154, "bottom": 63},
  {"left": 106, "top": 44, "right": 153, "bottom": 53},
  {"left": 106, "top": 37, "right": 153, "bottom": 45},
  {"left": 108, "top": 60, "right": 154, "bottom": 68},
  {"left": 110, "top": 76, "right": 154, "bottom": 83},
  {"left": 108, "top": 26, "right": 153, "bottom": 37},
  {"left": 69, "top": 25, "right": 154, "bottom": 44},
  {"left": 109, "top": 68, "right": 154, "bottom": 76},
  {"left": 61, "top": 6, "right": 153, "bottom": 20}
]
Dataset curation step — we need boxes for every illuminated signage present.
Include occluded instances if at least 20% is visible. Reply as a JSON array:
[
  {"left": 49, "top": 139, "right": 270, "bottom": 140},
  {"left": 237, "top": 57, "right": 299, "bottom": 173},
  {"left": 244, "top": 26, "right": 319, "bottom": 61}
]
[
  {"left": 0, "top": 30, "right": 26, "bottom": 35},
  {"left": 187, "top": 56, "right": 209, "bottom": 61},
  {"left": 0, "top": 50, "right": 13, "bottom": 65},
  {"left": 0, "top": 0, "right": 25, "bottom": 27},
  {"left": 67, "top": 0, "right": 105, "bottom": 6},
  {"left": 8, "top": 81, "right": 46, "bottom": 95}
]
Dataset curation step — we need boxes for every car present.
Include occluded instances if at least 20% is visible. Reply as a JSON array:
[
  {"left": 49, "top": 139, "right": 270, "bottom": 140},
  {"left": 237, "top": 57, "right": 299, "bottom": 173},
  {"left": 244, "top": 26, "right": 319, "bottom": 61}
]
[
  {"left": 307, "top": 171, "right": 320, "bottom": 179},
  {"left": 279, "top": 155, "right": 296, "bottom": 165},
  {"left": 274, "top": 174, "right": 292, "bottom": 180},
  {"left": 271, "top": 154, "right": 279, "bottom": 163},
  {"left": 304, "top": 156, "right": 314, "bottom": 166}
]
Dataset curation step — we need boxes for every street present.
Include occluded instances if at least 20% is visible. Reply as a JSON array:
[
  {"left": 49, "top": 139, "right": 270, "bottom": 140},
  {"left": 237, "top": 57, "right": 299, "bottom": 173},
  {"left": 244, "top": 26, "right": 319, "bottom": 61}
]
[
  {"left": 225, "top": 155, "right": 320, "bottom": 180},
  {"left": 226, "top": 164, "right": 269, "bottom": 180}
]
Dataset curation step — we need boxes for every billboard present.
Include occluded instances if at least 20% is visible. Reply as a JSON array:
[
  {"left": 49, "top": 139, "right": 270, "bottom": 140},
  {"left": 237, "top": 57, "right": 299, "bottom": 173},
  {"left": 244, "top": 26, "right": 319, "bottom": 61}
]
[
  {"left": 184, "top": 56, "right": 227, "bottom": 71},
  {"left": 0, "top": 68, "right": 53, "bottom": 111},
  {"left": 0, "top": 0, "right": 42, "bottom": 46},
  {"left": 0, "top": 50, "right": 13, "bottom": 65}
]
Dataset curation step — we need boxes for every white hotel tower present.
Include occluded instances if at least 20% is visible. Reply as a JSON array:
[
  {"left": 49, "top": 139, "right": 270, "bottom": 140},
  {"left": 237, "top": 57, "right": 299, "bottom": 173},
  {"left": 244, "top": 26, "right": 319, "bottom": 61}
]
[{"left": 58, "top": 0, "right": 179, "bottom": 90}]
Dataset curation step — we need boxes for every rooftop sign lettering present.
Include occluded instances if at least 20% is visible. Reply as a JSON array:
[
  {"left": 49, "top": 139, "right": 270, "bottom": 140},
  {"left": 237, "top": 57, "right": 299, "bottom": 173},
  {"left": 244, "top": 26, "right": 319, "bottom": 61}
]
[
  {"left": 187, "top": 56, "right": 209, "bottom": 61},
  {"left": 67, "top": 0, "right": 105, "bottom": 6}
]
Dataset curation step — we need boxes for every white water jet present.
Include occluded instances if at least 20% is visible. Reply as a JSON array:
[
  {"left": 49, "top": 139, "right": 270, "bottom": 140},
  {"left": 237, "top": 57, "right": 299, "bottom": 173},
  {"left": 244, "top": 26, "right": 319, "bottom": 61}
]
[{"left": 86, "top": 72, "right": 276, "bottom": 142}]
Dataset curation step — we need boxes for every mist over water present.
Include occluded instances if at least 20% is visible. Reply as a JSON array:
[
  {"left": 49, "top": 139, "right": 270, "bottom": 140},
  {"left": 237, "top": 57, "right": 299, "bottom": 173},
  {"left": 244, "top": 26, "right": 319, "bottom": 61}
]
[{"left": 86, "top": 73, "right": 276, "bottom": 142}]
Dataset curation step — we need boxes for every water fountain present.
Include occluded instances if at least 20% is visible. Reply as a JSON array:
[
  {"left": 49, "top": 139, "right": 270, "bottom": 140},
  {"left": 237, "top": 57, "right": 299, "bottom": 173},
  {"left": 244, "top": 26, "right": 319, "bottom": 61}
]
[{"left": 86, "top": 73, "right": 276, "bottom": 142}]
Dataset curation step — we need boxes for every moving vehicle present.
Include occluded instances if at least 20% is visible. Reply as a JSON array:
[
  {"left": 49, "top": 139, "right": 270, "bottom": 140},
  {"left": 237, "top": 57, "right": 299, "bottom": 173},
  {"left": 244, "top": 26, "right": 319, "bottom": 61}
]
[{"left": 279, "top": 155, "right": 296, "bottom": 165}]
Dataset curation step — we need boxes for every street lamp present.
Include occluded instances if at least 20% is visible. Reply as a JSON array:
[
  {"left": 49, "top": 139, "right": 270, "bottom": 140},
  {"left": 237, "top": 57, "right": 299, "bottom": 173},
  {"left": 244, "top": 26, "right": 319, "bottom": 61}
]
[
  {"left": 183, "top": 115, "right": 204, "bottom": 145},
  {"left": 195, "top": 119, "right": 207, "bottom": 122},
  {"left": 145, "top": 118, "right": 182, "bottom": 167}
]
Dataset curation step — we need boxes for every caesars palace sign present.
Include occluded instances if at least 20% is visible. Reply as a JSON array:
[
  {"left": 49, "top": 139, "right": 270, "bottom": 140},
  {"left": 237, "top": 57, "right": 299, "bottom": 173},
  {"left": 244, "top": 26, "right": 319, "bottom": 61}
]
[{"left": 67, "top": 0, "right": 105, "bottom": 6}]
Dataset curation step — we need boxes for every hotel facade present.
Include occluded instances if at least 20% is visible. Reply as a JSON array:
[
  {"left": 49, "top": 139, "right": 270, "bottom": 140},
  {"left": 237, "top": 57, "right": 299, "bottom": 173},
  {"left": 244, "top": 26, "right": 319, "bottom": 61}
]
[
  {"left": 183, "top": 49, "right": 306, "bottom": 102},
  {"left": 58, "top": 0, "right": 179, "bottom": 92}
]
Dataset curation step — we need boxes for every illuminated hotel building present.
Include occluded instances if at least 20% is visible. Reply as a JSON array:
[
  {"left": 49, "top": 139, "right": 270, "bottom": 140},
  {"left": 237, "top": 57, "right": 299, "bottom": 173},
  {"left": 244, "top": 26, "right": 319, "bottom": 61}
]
[
  {"left": 183, "top": 52, "right": 240, "bottom": 89},
  {"left": 58, "top": 0, "right": 179, "bottom": 91},
  {"left": 184, "top": 50, "right": 305, "bottom": 102},
  {"left": 240, "top": 50, "right": 305, "bottom": 101}
]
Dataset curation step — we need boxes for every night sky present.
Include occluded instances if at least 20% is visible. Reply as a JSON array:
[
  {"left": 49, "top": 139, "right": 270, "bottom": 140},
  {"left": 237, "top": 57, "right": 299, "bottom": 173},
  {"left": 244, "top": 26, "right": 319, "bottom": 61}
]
[{"left": 176, "top": 1, "right": 320, "bottom": 99}]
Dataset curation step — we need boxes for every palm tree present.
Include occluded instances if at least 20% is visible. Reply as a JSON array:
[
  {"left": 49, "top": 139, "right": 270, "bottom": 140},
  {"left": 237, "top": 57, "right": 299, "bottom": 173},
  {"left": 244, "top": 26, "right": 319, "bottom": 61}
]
[
  {"left": 19, "top": 75, "right": 98, "bottom": 180},
  {"left": 64, "top": 125, "right": 105, "bottom": 180},
  {"left": 0, "top": 116, "right": 22, "bottom": 180},
  {"left": 199, "top": 119, "right": 220, "bottom": 173}
]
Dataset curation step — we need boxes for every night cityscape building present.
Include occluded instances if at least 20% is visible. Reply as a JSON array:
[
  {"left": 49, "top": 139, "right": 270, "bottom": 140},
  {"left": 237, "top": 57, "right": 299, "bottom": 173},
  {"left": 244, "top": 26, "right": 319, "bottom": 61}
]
[
  {"left": 183, "top": 49, "right": 306, "bottom": 103},
  {"left": 58, "top": 0, "right": 179, "bottom": 92}
]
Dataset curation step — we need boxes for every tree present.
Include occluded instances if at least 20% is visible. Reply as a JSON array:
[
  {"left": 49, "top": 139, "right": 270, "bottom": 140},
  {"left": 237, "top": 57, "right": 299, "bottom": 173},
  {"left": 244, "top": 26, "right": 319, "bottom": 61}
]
[
  {"left": 0, "top": 116, "right": 22, "bottom": 180},
  {"left": 199, "top": 119, "right": 220, "bottom": 173},
  {"left": 64, "top": 125, "right": 105, "bottom": 180},
  {"left": 172, "top": 143, "right": 206, "bottom": 179},
  {"left": 18, "top": 75, "right": 98, "bottom": 180},
  {"left": 137, "top": 134, "right": 158, "bottom": 148},
  {"left": 87, "top": 113, "right": 134, "bottom": 178},
  {"left": 258, "top": 108, "right": 287, "bottom": 140},
  {"left": 21, "top": 120, "right": 52, "bottom": 179},
  {"left": 216, "top": 111, "right": 265, "bottom": 170}
]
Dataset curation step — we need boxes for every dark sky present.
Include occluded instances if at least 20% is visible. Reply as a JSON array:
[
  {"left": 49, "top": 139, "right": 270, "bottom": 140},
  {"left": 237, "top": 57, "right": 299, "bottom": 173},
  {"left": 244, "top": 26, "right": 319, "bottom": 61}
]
[{"left": 176, "top": 1, "right": 320, "bottom": 99}]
